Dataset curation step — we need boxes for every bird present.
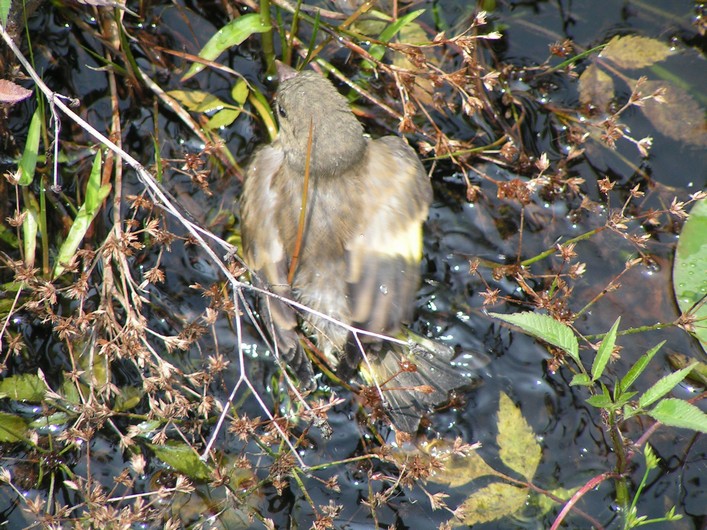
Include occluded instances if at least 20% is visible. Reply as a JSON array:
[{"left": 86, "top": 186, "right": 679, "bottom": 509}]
[{"left": 239, "top": 63, "right": 471, "bottom": 432}]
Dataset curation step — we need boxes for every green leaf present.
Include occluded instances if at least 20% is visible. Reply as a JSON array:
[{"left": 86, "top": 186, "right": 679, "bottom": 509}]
[
  {"left": 620, "top": 341, "right": 665, "bottom": 392},
  {"left": 490, "top": 312, "right": 579, "bottom": 362},
  {"left": 22, "top": 192, "right": 39, "bottom": 269},
  {"left": 586, "top": 394, "right": 614, "bottom": 408},
  {"left": 18, "top": 107, "right": 42, "bottom": 186},
  {"left": 638, "top": 363, "right": 697, "bottom": 409},
  {"left": 648, "top": 398, "right": 707, "bottom": 433},
  {"left": 166, "top": 89, "right": 232, "bottom": 114},
  {"left": 0, "top": 0, "right": 11, "bottom": 28},
  {"left": 592, "top": 317, "right": 620, "bottom": 381},
  {"left": 205, "top": 108, "right": 241, "bottom": 130},
  {"left": 0, "top": 374, "right": 45, "bottom": 402},
  {"left": 497, "top": 392, "right": 541, "bottom": 481},
  {"left": 459, "top": 482, "right": 528, "bottom": 525},
  {"left": 672, "top": 197, "right": 707, "bottom": 352},
  {"left": 569, "top": 373, "right": 591, "bottom": 386},
  {"left": 643, "top": 443, "right": 659, "bottom": 469},
  {"left": 182, "top": 14, "right": 270, "bottom": 81},
  {"left": 369, "top": 9, "right": 426, "bottom": 61},
  {"left": 0, "top": 412, "right": 29, "bottom": 442},
  {"left": 231, "top": 78, "right": 249, "bottom": 105},
  {"left": 536, "top": 486, "right": 580, "bottom": 516},
  {"left": 53, "top": 151, "right": 112, "bottom": 277},
  {"left": 150, "top": 441, "right": 212, "bottom": 481},
  {"left": 29, "top": 411, "right": 73, "bottom": 430},
  {"left": 113, "top": 386, "right": 143, "bottom": 412}
]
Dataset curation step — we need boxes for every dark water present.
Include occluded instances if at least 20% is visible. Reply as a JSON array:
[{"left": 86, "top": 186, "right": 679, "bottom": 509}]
[{"left": 0, "top": 0, "right": 705, "bottom": 528}]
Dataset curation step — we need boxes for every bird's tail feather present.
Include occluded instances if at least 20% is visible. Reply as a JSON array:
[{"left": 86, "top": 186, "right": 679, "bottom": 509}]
[{"left": 357, "top": 330, "right": 477, "bottom": 432}]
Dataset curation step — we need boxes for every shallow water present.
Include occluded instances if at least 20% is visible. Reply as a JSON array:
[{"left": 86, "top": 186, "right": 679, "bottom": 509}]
[{"left": 1, "top": 0, "right": 705, "bottom": 528}]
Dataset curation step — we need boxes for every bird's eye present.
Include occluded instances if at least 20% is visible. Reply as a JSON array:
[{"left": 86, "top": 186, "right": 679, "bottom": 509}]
[{"left": 276, "top": 103, "right": 287, "bottom": 119}]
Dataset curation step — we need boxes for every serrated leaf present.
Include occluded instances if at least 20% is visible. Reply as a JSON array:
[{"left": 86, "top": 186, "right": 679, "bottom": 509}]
[
  {"left": 570, "top": 373, "right": 591, "bottom": 386},
  {"left": 490, "top": 312, "right": 579, "bottom": 362},
  {"left": 578, "top": 63, "right": 614, "bottom": 111},
  {"left": 457, "top": 482, "right": 528, "bottom": 526},
  {"left": 639, "top": 80, "right": 707, "bottom": 147},
  {"left": 182, "top": 14, "right": 270, "bottom": 81},
  {"left": 151, "top": 441, "right": 211, "bottom": 481},
  {"left": 586, "top": 394, "right": 615, "bottom": 408},
  {"left": 648, "top": 398, "right": 707, "bottom": 432},
  {"left": 536, "top": 486, "right": 580, "bottom": 516},
  {"left": 0, "top": 412, "right": 29, "bottom": 442},
  {"left": 497, "top": 392, "right": 541, "bottom": 481},
  {"left": 18, "top": 107, "right": 42, "bottom": 186},
  {"left": 620, "top": 341, "right": 665, "bottom": 392},
  {"left": 601, "top": 35, "right": 672, "bottom": 69},
  {"left": 592, "top": 317, "right": 620, "bottom": 381},
  {"left": 427, "top": 449, "right": 500, "bottom": 487},
  {"left": 638, "top": 363, "right": 696, "bottom": 409},
  {"left": 672, "top": 197, "right": 707, "bottom": 352},
  {"left": 0, "top": 374, "right": 46, "bottom": 402}
]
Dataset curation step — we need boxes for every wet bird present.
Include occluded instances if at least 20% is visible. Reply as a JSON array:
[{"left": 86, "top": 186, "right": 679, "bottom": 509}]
[{"left": 240, "top": 64, "right": 470, "bottom": 432}]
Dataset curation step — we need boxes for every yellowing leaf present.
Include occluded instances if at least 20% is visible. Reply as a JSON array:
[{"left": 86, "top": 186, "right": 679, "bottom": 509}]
[
  {"left": 456, "top": 482, "right": 528, "bottom": 526},
  {"left": 497, "top": 392, "right": 541, "bottom": 481},
  {"left": 601, "top": 35, "right": 672, "bottom": 69},
  {"left": 536, "top": 486, "right": 579, "bottom": 515},
  {"left": 427, "top": 448, "right": 500, "bottom": 487},
  {"left": 639, "top": 80, "right": 707, "bottom": 147},
  {"left": 167, "top": 90, "right": 230, "bottom": 114},
  {"left": 578, "top": 63, "right": 614, "bottom": 111}
]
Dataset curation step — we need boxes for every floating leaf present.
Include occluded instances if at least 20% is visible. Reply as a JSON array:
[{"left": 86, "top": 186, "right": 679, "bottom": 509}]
[
  {"left": 426, "top": 447, "right": 499, "bottom": 487},
  {"left": 578, "top": 63, "right": 614, "bottom": 111},
  {"left": 0, "top": 79, "right": 33, "bottom": 104},
  {"left": 0, "top": 374, "right": 46, "bottom": 402},
  {"left": 648, "top": 398, "right": 707, "bottom": 433},
  {"left": 490, "top": 312, "right": 579, "bottom": 362},
  {"left": 0, "top": 412, "right": 29, "bottom": 442},
  {"left": 601, "top": 35, "right": 672, "bottom": 69},
  {"left": 497, "top": 392, "right": 541, "bottom": 481},
  {"left": 667, "top": 353, "right": 707, "bottom": 387},
  {"left": 457, "top": 482, "right": 528, "bottom": 526},
  {"left": 536, "top": 486, "right": 580, "bottom": 516},
  {"left": 639, "top": 80, "right": 707, "bottom": 147},
  {"left": 151, "top": 441, "right": 211, "bottom": 481},
  {"left": 672, "top": 197, "right": 707, "bottom": 352},
  {"left": 182, "top": 14, "right": 270, "bottom": 81}
]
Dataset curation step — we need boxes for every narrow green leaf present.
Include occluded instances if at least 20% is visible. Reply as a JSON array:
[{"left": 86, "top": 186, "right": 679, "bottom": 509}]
[
  {"left": 53, "top": 151, "right": 111, "bottom": 277},
  {"left": 620, "top": 341, "right": 665, "bottom": 392},
  {"left": 648, "top": 398, "right": 707, "bottom": 433},
  {"left": 0, "top": 0, "right": 11, "bottom": 28},
  {"left": 0, "top": 412, "right": 29, "bottom": 442},
  {"left": 182, "top": 14, "right": 270, "bottom": 81},
  {"left": 205, "top": 108, "right": 241, "bottom": 130},
  {"left": 592, "top": 317, "right": 620, "bottom": 381},
  {"left": 151, "top": 441, "right": 212, "bottom": 481},
  {"left": 18, "top": 107, "right": 42, "bottom": 186},
  {"left": 379, "top": 9, "right": 425, "bottom": 43},
  {"left": 0, "top": 374, "right": 46, "bottom": 402},
  {"left": 490, "top": 312, "right": 579, "bottom": 362},
  {"left": 638, "top": 363, "right": 697, "bottom": 409},
  {"left": 22, "top": 194, "right": 39, "bottom": 269}
]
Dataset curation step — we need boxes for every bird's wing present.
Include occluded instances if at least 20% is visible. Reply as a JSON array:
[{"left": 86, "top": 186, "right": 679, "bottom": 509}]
[
  {"left": 345, "top": 136, "right": 432, "bottom": 339},
  {"left": 240, "top": 146, "right": 313, "bottom": 382}
]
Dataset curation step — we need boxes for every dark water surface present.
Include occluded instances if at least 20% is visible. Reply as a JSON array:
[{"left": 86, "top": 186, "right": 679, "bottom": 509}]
[{"left": 1, "top": 0, "right": 705, "bottom": 528}]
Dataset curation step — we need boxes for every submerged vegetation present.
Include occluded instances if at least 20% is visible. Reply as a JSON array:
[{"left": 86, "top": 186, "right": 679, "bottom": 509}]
[{"left": 0, "top": 0, "right": 705, "bottom": 528}]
